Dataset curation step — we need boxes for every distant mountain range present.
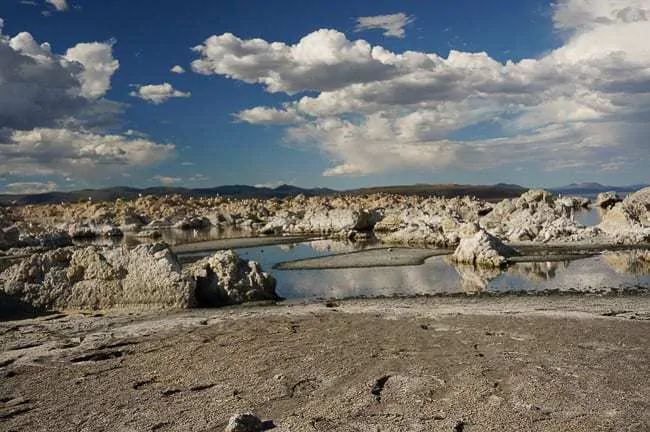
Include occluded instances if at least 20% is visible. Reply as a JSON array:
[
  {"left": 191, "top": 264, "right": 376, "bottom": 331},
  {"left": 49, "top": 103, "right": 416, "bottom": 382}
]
[
  {"left": 0, "top": 183, "right": 528, "bottom": 205},
  {"left": 2, "top": 181, "right": 645, "bottom": 206},
  {"left": 549, "top": 182, "right": 649, "bottom": 195}
]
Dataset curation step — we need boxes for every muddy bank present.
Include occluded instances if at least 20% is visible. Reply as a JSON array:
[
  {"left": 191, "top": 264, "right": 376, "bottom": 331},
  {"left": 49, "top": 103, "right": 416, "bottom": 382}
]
[
  {"left": 274, "top": 247, "right": 450, "bottom": 270},
  {"left": 171, "top": 235, "right": 315, "bottom": 255},
  {"left": 1, "top": 296, "right": 649, "bottom": 431}
]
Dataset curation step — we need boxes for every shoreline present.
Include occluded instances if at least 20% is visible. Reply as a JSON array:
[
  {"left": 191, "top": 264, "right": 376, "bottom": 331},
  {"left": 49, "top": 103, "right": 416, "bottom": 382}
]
[{"left": 2, "top": 295, "right": 649, "bottom": 431}]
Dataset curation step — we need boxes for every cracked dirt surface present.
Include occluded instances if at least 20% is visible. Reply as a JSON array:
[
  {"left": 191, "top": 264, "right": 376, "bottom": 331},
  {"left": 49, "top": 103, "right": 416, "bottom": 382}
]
[{"left": 2, "top": 295, "right": 650, "bottom": 431}]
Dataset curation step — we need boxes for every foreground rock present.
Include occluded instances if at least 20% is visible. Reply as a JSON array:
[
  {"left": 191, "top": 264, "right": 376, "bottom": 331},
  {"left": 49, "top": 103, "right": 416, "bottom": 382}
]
[
  {"left": 599, "top": 187, "right": 650, "bottom": 243},
  {"left": 0, "top": 243, "right": 195, "bottom": 311},
  {"left": 186, "top": 250, "right": 277, "bottom": 306},
  {"left": 225, "top": 413, "right": 263, "bottom": 432},
  {"left": 0, "top": 245, "right": 276, "bottom": 313},
  {"left": 451, "top": 226, "right": 519, "bottom": 267}
]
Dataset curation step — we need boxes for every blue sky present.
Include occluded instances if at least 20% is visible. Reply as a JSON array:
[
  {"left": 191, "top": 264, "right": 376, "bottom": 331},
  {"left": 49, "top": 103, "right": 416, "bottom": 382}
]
[{"left": 0, "top": 0, "right": 648, "bottom": 193}]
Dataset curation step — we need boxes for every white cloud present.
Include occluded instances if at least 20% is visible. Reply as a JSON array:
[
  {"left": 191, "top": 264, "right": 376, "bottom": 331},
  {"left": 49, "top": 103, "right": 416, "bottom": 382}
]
[
  {"left": 65, "top": 40, "right": 120, "bottom": 98},
  {"left": 191, "top": 0, "right": 650, "bottom": 178},
  {"left": 2, "top": 181, "right": 57, "bottom": 195},
  {"left": 0, "top": 128, "right": 176, "bottom": 178},
  {"left": 0, "top": 26, "right": 119, "bottom": 129},
  {"left": 152, "top": 175, "right": 182, "bottom": 185},
  {"left": 45, "top": 0, "right": 68, "bottom": 11},
  {"left": 170, "top": 64, "right": 185, "bottom": 74},
  {"left": 235, "top": 106, "right": 304, "bottom": 124},
  {"left": 553, "top": 0, "right": 650, "bottom": 30},
  {"left": 354, "top": 12, "right": 415, "bottom": 38},
  {"left": 191, "top": 29, "right": 397, "bottom": 94},
  {"left": 0, "top": 19, "right": 174, "bottom": 181},
  {"left": 130, "top": 83, "right": 191, "bottom": 104}
]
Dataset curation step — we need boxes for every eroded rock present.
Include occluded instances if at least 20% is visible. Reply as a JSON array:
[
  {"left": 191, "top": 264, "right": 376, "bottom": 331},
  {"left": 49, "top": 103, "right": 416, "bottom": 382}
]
[
  {"left": 596, "top": 191, "right": 622, "bottom": 209},
  {"left": 186, "top": 250, "right": 277, "bottom": 306},
  {"left": 225, "top": 413, "right": 263, "bottom": 432},
  {"left": 0, "top": 243, "right": 195, "bottom": 311},
  {"left": 451, "top": 227, "right": 518, "bottom": 268}
]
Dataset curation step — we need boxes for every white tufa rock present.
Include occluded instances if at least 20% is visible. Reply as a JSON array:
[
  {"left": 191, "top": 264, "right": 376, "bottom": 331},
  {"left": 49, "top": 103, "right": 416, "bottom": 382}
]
[
  {"left": 451, "top": 227, "right": 518, "bottom": 268},
  {"left": 0, "top": 243, "right": 195, "bottom": 311},
  {"left": 185, "top": 250, "right": 277, "bottom": 306},
  {"left": 225, "top": 412, "right": 263, "bottom": 432}
]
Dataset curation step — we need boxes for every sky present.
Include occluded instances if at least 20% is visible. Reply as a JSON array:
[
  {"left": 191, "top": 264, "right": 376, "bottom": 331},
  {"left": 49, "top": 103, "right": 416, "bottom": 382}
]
[{"left": 0, "top": 0, "right": 649, "bottom": 194}]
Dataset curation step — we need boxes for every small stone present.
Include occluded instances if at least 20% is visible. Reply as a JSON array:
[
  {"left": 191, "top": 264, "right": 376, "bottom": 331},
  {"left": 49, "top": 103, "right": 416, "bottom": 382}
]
[{"left": 225, "top": 412, "right": 263, "bottom": 432}]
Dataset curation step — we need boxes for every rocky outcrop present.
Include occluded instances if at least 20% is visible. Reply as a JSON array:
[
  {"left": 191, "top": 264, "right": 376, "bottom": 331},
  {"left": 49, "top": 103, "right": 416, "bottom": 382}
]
[
  {"left": 374, "top": 211, "right": 464, "bottom": 247},
  {"left": 18, "top": 229, "right": 73, "bottom": 248},
  {"left": 0, "top": 243, "right": 195, "bottom": 311},
  {"left": 173, "top": 216, "right": 212, "bottom": 230},
  {"left": 599, "top": 188, "right": 650, "bottom": 243},
  {"left": 480, "top": 189, "right": 592, "bottom": 243},
  {"left": 596, "top": 191, "right": 622, "bottom": 209},
  {"left": 451, "top": 226, "right": 519, "bottom": 267},
  {"left": 373, "top": 196, "right": 487, "bottom": 247},
  {"left": 186, "top": 250, "right": 277, "bottom": 306},
  {"left": 1, "top": 245, "right": 280, "bottom": 312},
  {"left": 65, "top": 223, "right": 124, "bottom": 239}
]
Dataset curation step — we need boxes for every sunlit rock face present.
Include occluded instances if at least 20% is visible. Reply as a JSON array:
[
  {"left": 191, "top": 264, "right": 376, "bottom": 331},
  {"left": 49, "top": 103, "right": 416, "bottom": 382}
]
[
  {"left": 373, "top": 196, "right": 487, "bottom": 247},
  {"left": 0, "top": 243, "right": 195, "bottom": 311},
  {"left": 599, "top": 187, "right": 650, "bottom": 243},
  {"left": 185, "top": 250, "right": 277, "bottom": 306},
  {"left": 451, "top": 227, "right": 519, "bottom": 268},
  {"left": 480, "top": 189, "right": 595, "bottom": 243},
  {"left": 4, "top": 187, "right": 649, "bottom": 248}
]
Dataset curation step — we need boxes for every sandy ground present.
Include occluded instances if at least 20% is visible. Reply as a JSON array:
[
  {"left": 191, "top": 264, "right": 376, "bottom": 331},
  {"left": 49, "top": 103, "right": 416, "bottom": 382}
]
[{"left": 2, "top": 295, "right": 650, "bottom": 431}]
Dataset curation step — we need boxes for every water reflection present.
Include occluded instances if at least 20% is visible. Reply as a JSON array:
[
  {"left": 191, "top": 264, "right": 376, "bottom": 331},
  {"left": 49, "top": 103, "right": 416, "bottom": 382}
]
[
  {"left": 73, "top": 227, "right": 252, "bottom": 248},
  {"left": 232, "top": 241, "right": 650, "bottom": 300},
  {"left": 449, "top": 263, "right": 501, "bottom": 294},
  {"left": 602, "top": 250, "right": 650, "bottom": 275},
  {"left": 574, "top": 206, "right": 605, "bottom": 227}
]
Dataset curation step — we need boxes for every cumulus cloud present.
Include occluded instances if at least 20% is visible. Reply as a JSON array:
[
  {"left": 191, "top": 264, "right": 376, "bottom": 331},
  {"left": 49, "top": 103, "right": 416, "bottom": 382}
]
[
  {"left": 0, "top": 128, "right": 175, "bottom": 178},
  {"left": 235, "top": 106, "right": 304, "bottom": 124},
  {"left": 170, "top": 64, "right": 185, "bottom": 74},
  {"left": 354, "top": 12, "right": 415, "bottom": 38},
  {"left": 65, "top": 41, "right": 120, "bottom": 98},
  {"left": 0, "top": 26, "right": 119, "bottom": 130},
  {"left": 191, "top": 29, "right": 397, "bottom": 94},
  {"left": 0, "top": 20, "right": 174, "bottom": 181},
  {"left": 191, "top": 0, "right": 650, "bottom": 178},
  {"left": 45, "top": 0, "right": 68, "bottom": 11},
  {"left": 2, "top": 181, "right": 58, "bottom": 195},
  {"left": 130, "top": 83, "right": 191, "bottom": 104}
]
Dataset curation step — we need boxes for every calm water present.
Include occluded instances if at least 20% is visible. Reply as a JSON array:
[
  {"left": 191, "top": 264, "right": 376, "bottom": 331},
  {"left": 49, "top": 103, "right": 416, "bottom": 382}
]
[
  {"left": 77, "top": 225, "right": 649, "bottom": 300},
  {"left": 222, "top": 240, "right": 650, "bottom": 300}
]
